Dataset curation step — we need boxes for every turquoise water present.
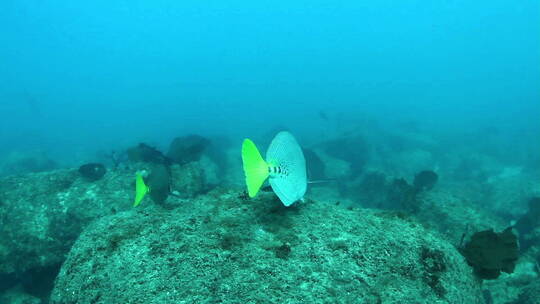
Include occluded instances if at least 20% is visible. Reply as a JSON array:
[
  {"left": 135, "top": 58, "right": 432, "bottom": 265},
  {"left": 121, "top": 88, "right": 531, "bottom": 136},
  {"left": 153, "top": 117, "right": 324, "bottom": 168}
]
[
  {"left": 0, "top": 1, "right": 539, "bottom": 303},
  {"left": 1, "top": 1, "right": 538, "bottom": 161}
]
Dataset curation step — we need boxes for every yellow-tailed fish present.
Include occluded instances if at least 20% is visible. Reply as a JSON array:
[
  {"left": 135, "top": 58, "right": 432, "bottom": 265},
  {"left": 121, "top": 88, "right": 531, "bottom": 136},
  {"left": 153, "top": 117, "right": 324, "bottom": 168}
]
[
  {"left": 241, "top": 131, "right": 307, "bottom": 206},
  {"left": 134, "top": 172, "right": 150, "bottom": 207}
]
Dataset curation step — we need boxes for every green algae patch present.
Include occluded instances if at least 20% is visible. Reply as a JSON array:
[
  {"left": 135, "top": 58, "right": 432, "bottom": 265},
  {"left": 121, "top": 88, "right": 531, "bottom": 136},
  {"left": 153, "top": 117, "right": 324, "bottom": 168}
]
[{"left": 51, "top": 190, "right": 483, "bottom": 304}]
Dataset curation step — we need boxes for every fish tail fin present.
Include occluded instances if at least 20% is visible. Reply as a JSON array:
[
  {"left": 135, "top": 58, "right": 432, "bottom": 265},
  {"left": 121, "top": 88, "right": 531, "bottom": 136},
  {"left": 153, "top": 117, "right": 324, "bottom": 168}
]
[
  {"left": 241, "top": 138, "right": 269, "bottom": 197},
  {"left": 134, "top": 172, "right": 150, "bottom": 207}
]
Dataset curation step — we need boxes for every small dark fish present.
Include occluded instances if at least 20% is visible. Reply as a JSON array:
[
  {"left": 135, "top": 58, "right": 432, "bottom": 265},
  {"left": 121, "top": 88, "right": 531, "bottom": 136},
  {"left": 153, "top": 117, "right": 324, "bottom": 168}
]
[{"left": 78, "top": 163, "right": 106, "bottom": 181}]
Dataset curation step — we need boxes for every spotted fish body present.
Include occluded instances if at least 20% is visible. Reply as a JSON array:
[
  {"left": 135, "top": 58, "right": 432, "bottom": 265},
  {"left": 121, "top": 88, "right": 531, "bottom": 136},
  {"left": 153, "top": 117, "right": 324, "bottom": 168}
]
[
  {"left": 266, "top": 132, "right": 307, "bottom": 206},
  {"left": 241, "top": 131, "right": 307, "bottom": 207}
]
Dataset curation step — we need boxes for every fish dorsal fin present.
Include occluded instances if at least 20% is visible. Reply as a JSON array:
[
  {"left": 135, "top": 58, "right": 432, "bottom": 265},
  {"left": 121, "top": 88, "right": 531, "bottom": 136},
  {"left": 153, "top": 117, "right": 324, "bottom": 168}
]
[
  {"left": 242, "top": 138, "right": 269, "bottom": 197},
  {"left": 266, "top": 131, "right": 307, "bottom": 206}
]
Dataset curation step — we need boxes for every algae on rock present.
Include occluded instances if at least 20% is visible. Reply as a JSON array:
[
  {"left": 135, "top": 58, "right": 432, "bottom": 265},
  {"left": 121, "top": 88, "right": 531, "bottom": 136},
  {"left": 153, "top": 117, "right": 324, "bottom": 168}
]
[
  {"left": 51, "top": 190, "right": 484, "bottom": 304},
  {"left": 0, "top": 168, "right": 134, "bottom": 275}
]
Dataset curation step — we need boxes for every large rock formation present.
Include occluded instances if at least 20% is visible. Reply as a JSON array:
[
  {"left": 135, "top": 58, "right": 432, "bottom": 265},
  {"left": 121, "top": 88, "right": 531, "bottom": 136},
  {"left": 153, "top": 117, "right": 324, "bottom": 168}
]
[{"left": 51, "top": 190, "right": 483, "bottom": 304}]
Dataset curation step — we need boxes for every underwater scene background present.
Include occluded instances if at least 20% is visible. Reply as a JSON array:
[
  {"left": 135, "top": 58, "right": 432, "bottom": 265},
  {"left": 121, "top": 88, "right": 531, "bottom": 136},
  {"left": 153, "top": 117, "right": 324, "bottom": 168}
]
[{"left": 0, "top": 1, "right": 539, "bottom": 303}]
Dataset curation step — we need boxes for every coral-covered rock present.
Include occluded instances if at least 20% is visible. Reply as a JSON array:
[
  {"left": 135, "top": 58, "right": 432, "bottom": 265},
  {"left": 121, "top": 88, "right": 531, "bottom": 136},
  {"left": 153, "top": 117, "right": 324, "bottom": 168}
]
[
  {"left": 170, "top": 162, "right": 206, "bottom": 198},
  {"left": 513, "top": 278, "right": 540, "bottom": 304},
  {"left": 322, "top": 136, "right": 370, "bottom": 176},
  {"left": 416, "top": 189, "right": 507, "bottom": 245},
  {"left": 391, "top": 149, "right": 435, "bottom": 178},
  {"left": 51, "top": 190, "right": 483, "bottom": 304},
  {"left": 483, "top": 259, "right": 539, "bottom": 304},
  {"left": 484, "top": 167, "right": 539, "bottom": 218},
  {"left": 0, "top": 168, "right": 133, "bottom": 275}
]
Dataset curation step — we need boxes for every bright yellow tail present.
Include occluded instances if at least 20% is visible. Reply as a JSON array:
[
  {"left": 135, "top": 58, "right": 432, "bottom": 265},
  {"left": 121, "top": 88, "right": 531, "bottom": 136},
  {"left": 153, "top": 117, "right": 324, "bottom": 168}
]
[
  {"left": 134, "top": 172, "right": 150, "bottom": 207},
  {"left": 241, "top": 139, "right": 269, "bottom": 197}
]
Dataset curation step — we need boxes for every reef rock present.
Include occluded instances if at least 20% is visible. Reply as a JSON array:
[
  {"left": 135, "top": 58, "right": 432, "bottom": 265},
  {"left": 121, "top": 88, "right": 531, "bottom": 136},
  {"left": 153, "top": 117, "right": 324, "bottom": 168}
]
[
  {"left": 393, "top": 149, "right": 435, "bottom": 178},
  {"left": 486, "top": 168, "right": 540, "bottom": 218},
  {"left": 483, "top": 259, "right": 539, "bottom": 304},
  {"left": 0, "top": 285, "right": 41, "bottom": 304},
  {"left": 513, "top": 278, "right": 540, "bottom": 304},
  {"left": 416, "top": 189, "right": 507, "bottom": 245},
  {"left": 0, "top": 168, "right": 134, "bottom": 276},
  {"left": 321, "top": 135, "right": 370, "bottom": 177},
  {"left": 51, "top": 190, "right": 483, "bottom": 304},
  {"left": 170, "top": 162, "right": 206, "bottom": 198},
  {"left": 0, "top": 150, "right": 57, "bottom": 177},
  {"left": 167, "top": 134, "right": 210, "bottom": 164}
]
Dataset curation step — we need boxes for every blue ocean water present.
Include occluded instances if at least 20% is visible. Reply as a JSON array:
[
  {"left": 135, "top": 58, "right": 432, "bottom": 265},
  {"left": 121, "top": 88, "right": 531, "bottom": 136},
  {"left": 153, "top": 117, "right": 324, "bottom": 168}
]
[
  {"left": 0, "top": 1, "right": 539, "bottom": 303},
  {"left": 0, "top": 0, "right": 538, "bottom": 164}
]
